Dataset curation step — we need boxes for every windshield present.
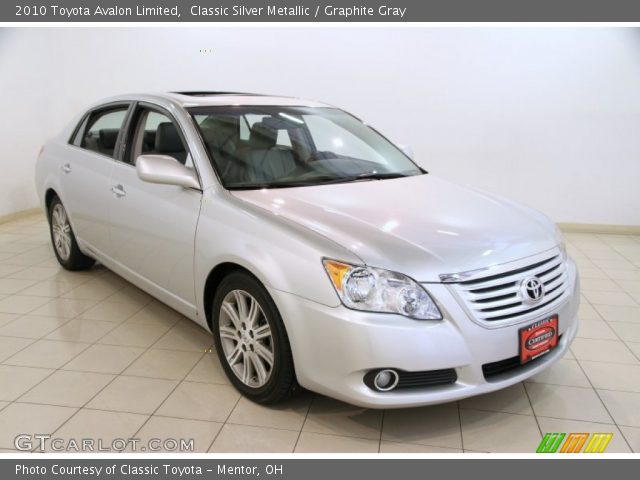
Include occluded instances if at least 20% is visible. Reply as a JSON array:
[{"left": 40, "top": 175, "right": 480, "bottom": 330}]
[{"left": 189, "top": 106, "right": 423, "bottom": 189}]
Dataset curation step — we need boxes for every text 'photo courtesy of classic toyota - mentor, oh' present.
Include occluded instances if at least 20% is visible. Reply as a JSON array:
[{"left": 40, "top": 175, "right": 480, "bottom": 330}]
[{"left": 34, "top": 92, "right": 579, "bottom": 408}]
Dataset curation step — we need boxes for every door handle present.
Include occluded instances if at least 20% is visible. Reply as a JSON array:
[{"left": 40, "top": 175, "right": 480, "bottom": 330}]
[
  {"left": 111, "top": 184, "right": 126, "bottom": 198},
  {"left": 62, "top": 163, "right": 71, "bottom": 174}
]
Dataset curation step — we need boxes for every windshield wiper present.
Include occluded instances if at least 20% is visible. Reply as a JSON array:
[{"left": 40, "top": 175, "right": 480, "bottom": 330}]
[{"left": 351, "top": 172, "right": 411, "bottom": 181}]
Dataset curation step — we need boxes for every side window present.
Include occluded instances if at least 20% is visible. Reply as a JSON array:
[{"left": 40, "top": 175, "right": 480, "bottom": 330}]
[
  {"left": 130, "top": 109, "right": 190, "bottom": 167},
  {"left": 80, "top": 107, "right": 128, "bottom": 158}
]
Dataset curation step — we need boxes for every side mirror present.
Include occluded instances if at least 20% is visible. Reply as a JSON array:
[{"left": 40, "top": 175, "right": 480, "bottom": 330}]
[
  {"left": 397, "top": 144, "right": 415, "bottom": 160},
  {"left": 136, "top": 155, "right": 200, "bottom": 190}
]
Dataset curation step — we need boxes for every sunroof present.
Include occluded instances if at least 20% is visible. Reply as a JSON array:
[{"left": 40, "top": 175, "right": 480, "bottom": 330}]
[{"left": 172, "top": 91, "right": 262, "bottom": 97}]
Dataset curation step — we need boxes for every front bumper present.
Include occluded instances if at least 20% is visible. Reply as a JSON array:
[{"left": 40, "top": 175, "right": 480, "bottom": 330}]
[{"left": 269, "top": 258, "right": 579, "bottom": 408}]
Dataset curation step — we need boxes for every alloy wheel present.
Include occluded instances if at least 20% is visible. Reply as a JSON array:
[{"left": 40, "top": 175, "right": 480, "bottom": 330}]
[
  {"left": 219, "top": 289, "right": 275, "bottom": 388},
  {"left": 51, "top": 203, "right": 72, "bottom": 261}
]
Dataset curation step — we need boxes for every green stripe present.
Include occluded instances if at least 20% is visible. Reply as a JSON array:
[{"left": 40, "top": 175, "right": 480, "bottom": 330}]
[{"left": 537, "top": 433, "right": 565, "bottom": 453}]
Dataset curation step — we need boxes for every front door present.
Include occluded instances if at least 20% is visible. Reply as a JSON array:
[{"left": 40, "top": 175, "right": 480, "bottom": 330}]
[{"left": 107, "top": 106, "right": 202, "bottom": 315}]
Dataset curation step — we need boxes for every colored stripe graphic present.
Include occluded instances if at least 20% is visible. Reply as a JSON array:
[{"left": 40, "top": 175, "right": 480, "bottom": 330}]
[
  {"left": 560, "top": 433, "right": 589, "bottom": 453},
  {"left": 583, "top": 433, "right": 613, "bottom": 453},
  {"left": 537, "top": 433, "right": 565, "bottom": 453}
]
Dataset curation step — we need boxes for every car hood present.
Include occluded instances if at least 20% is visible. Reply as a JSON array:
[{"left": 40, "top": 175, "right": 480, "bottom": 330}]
[{"left": 230, "top": 174, "right": 559, "bottom": 282}]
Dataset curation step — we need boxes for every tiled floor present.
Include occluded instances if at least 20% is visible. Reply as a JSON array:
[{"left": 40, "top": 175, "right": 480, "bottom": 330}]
[{"left": 0, "top": 213, "right": 639, "bottom": 453}]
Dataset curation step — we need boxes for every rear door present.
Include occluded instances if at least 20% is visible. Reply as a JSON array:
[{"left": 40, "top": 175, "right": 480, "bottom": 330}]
[
  {"left": 62, "top": 104, "right": 131, "bottom": 255},
  {"left": 107, "top": 103, "right": 202, "bottom": 315}
]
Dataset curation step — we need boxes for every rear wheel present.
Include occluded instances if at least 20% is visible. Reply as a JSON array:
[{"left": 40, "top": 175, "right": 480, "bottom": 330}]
[
  {"left": 212, "top": 271, "right": 297, "bottom": 403},
  {"left": 48, "top": 196, "right": 95, "bottom": 271}
]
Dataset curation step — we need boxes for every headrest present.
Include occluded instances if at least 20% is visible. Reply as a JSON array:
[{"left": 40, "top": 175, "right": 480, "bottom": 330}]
[
  {"left": 249, "top": 122, "right": 277, "bottom": 149},
  {"left": 99, "top": 129, "right": 119, "bottom": 149},
  {"left": 155, "top": 122, "right": 184, "bottom": 153},
  {"left": 200, "top": 116, "right": 238, "bottom": 149}
]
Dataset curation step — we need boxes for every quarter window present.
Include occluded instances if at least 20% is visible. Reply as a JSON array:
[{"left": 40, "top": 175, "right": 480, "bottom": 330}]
[{"left": 79, "top": 107, "right": 129, "bottom": 158}]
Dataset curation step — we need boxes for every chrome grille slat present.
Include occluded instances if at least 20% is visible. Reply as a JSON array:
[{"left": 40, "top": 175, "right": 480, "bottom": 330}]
[
  {"left": 459, "top": 255, "right": 561, "bottom": 291},
  {"left": 449, "top": 249, "right": 569, "bottom": 323}
]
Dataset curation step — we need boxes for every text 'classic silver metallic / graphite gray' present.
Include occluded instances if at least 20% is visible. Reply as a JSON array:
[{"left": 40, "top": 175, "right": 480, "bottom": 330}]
[{"left": 35, "top": 91, "right": 579, "bottom": 407}]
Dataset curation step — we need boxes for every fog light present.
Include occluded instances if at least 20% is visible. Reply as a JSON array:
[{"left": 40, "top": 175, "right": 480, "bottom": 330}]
[{"left": 373, "top": 369, "right": 399, "bottom": 391}]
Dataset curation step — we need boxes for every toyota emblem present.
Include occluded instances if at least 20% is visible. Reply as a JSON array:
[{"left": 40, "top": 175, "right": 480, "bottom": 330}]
[{"left": 521, "top": 277, "right": 545, "bottom": 304}]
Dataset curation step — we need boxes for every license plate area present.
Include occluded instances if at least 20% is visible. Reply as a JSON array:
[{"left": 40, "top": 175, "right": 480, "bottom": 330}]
[{"left": 519, "top": 315, "right": 559, "bottom": 364}]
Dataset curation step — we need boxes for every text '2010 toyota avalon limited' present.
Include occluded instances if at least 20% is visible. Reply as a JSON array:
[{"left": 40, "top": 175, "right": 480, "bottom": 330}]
[{"left": 35, "top": 92, "right": 579, "bottom": 408}]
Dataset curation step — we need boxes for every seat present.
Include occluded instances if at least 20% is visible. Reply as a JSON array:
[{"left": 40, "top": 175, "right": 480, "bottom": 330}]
[
  {"left": 238, "top": 122, "right": 297, "bottom": 183},
  {"left": 199, "top": 116, "right": 239, "bottom": 176},
  {"left": 98, "top": 129, "right": 119, "bottom": 156},
  {"left": 154, "top": 122, "right": 187, "bottom": 164}
]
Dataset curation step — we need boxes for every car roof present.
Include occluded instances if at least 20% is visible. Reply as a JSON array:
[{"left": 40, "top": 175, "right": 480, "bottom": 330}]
[{"left": 94, "top": 91, "right": 333, "bottom": 109}]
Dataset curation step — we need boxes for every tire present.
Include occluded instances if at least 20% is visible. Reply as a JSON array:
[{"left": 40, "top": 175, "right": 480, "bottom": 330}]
[
  {"left": 212, "top": 271, "right": 297, "bottom": 404},
  {"left": 48, "top": 196, "right": 95, "bottom": 271}
]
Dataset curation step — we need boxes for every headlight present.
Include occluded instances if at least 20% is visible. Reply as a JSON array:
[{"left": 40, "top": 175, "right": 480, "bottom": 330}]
[
  {"left": 553, "top": 224, "right": 567, "bottom": 261},
  {"left": 323, "top": 259, "right": 443, "bottom": 320}
]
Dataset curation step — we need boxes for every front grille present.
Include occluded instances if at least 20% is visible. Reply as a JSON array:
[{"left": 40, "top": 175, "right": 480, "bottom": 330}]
[
  {"left": 482, "top": 335, "right": 562, "bottom": 380},
  {"left": 396, "top": 369, "right": 458, "bottom": 389},
  {"left": 450, "top": 249, "right": 569, "bottom": 323}
]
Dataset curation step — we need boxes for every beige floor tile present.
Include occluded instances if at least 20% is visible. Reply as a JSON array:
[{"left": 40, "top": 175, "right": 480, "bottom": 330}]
[
  {"left": 123, "top": 349, "right": 201, "bottom": 380},
  {"left": 156, "top": 381, "right": 240, "bottom": 422},
  {"left": 626, "top": 342, "right": 640, "bottom": 358},
  {"left": 0, "top": 336, "right": 34, "bottom": 362},
  {"left": 598, "top": 390, "right": 640, "bottom": 427},
  {"left": 62, "top": 344, "right": 144, "bottom": 374},
  {"left": 45, "top": 319, "right": 118, "bottom": 343},
  {"left": 87, "top": 376, "right": 177, "bottom": 414},
  {"left": 19, "top": 370, "right": 114, "bottom": 407},
  {"left": 52, "top": 409, "right": 148, "bottom": 451},
  {"left": 295, "top": 432, "right": 378, "bottom": 453},
  {"left": 0, "top": 401, "right": 8, "bottom": 411},
  {"left": 126, "top": 301, "right": 184, "bottom": 326},
  {"left": 0, "top": 265, "right": 26, "bottom": 277},
  {"left": 536, "top": 417, "right": 630, "bottom": 453},
  {"left": 460, "top": 383, "right": 533, "bottom": 415},
  {"left": 210, "top": 424, "right": 298, "bottom": 453},
  {"left": 0, "top": 278, "right": 38, "bottom": 295},
  {"left": 380, "top": 441, "right": 462, "bottom": 453},
  {"left": 605, "top": 269, "right": 640, "bottom": 281},
  {"left": 61, "top": 279, "right": 123, "bottom": 301},
  {"left": 184, "top": 352, "right": 230, "bottom": 384},
  {"left": 0, "top": 315, "right": 70, "bottom": 339},
  {"left": 105, "top": 286, "right": 153, "bottom": 308},
  {"left": 527, "top": 358, "right": 591, "bottom": 387},
  {"left": 571, "top": 338, "right": 638, "bottom": 364},
  {"left": 581, "top": 278, "right": 621, "bottom": 292},
  {"left": 4, "top": 339, "right": 89, "bottom": 368},
  {"left": 0, "top": 313, "right": 19, "bottom": 328},
  {"left": 460, "top": 409, "right": 541, "bottom": 453},
  {"left": 0, "top": 403, "right": 77, "bottom": 449},
  {"left": 382, "top": 404, "right": 462, "bottom": 448},
  {"left": 576, "top": 320, "right": 619, "bottom": 340},
  {"left": 583, "top": 291, "right": 637, "bottom": 307},
  {"left": 151, "top": 321, "right": 213, "bottom": 352},
  {"left": 577, "top": 267, "right": 608, "bottom": 280},
  {"left": 593, "top": 259, "right": 636, "bottom": 271},
  {"left": 0, "top": 295, "right": 51, "bottom": 314},
  {"left": 619, "top": 425, "right": 640, "bottom": 453},
  {"left": 16, "top": 279, "right": 77, "bottom": 298},
  {"left": 578, "top": 302, "right": 603, "bottom": 321},
  {"left": 617, "top": 280, "right": 640, "bottom": 295},
  {"left": 30, "top": 298, "right": 97, "bottom": 318},
  {"left": 97, "top": 322, "right": 171, "bottom": 348},
  {"left": 0, "top": 365, "right": 54, "bottom": 401},
  {"left": 7, "top": 265, "right": 59, "bottom": 278},
  {"left": 136, "top": 416, "right": 222, "bottom": 453},
  {"left": 608, "top": 322, "right": 640, "bottom": 343},
  {"left": 301, "top": 396, "right": 382, "bottom": 439},
  {"left": 79, "top": 301, "right": 141, "bottom": 323},
  {"left": 229, "top": 394, "right": 311, "bottom": 431},
  {"left": 526, "top": 383, "right": 613, "bottom": 423},
  {"left": 580, "top": 361, "right": 640, "bottom": 393}
]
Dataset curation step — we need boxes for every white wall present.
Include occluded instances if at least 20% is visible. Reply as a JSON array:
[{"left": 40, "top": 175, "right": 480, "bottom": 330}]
[{"left": 0, "top": 27, "right": 639, "bottom": 225}]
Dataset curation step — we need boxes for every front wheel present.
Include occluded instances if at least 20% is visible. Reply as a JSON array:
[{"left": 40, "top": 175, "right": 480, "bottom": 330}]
[
  {"left": 212, "top": 271, "right": 297, "bottom": 404},
  {"left": 48, "top": 196, "right": 95, "bottom": 271}
]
